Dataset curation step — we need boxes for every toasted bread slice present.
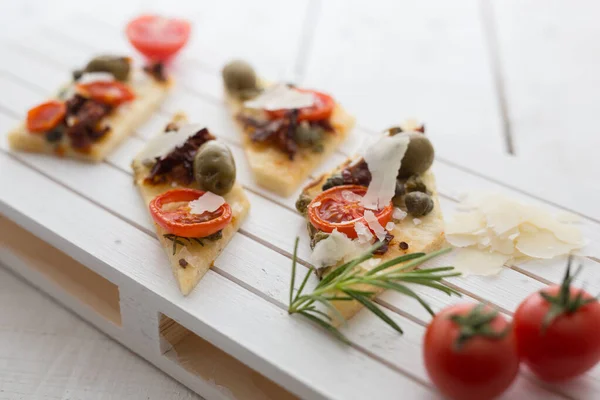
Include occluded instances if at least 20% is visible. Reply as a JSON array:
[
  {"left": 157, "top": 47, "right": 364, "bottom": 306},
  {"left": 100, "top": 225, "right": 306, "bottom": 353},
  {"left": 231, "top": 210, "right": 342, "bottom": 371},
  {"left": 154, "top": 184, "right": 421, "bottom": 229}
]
[
  {"left": 225, "top": 85, "right": 355, "bottom": 197},
  {"left": 301, "top": 162, "right": 445, "bottom": 321},
  {"left": 132, "top": 114, "right": 250, "bottom": 295},
  {"left": 9, "top": 72, "right": 170, "bottom": 162}
]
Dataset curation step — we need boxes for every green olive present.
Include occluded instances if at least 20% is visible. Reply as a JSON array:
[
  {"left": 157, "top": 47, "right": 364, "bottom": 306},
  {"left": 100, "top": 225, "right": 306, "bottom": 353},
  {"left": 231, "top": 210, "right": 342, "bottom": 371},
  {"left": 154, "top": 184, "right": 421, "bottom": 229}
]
[
  {"left": 193, "top": 141, "right": 236, "bottom": 195},
  {"left": 222, "top": 60, "right": 258, "bottom": 96},
  {"left": 295, "top": 193, "right": 313, "bottom": 215},
  {"left": 295, "top": 121, "right": 324, "bottom": 147},
  {"left": 405, "top": 192, "right": 434, "bottom": 217},
  {"left": 84, "top": 55, "right": 131, "bottom": 81},
  {"left": 398, "top": 132, "right": 435, "bottom": 178}
]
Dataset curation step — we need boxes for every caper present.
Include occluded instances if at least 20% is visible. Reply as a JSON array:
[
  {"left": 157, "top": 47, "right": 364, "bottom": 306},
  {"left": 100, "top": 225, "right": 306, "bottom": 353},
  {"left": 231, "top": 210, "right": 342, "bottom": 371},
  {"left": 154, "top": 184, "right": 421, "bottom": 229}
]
[
  {"left": 322, "top": 174, "right": 344, "bottom": 191},
  {"left": 193, "top": 141, "right": 236, "bottom": 195},
  {"left": 295, "top": 193, "right": 312, "bottom": 215},
  {"left": 84, "top": 55, "right": 131, "bottom": 81},
  {"left": 405, "top": 174, "right": 427, "bottom": 193},
  {"left": 295, "top": 121, "right": 324, "bottom": 148},
  {"left": 222, "top": 60, "right": 258, "bottom": 97},
  {"left": 72, "top": 69, "right": 84, "bottom": 81},
  {"left": 310, "top": 231, "right": 330, "bottom": 250},
  {"left": 392, "top": 180, "right": 405, "bottom": 207},
  {"left": 398, "top": 132, "right": 435, "bottom": 178},
  {"left": 405, "top": 192, "right": 434, "bottom": 217}
]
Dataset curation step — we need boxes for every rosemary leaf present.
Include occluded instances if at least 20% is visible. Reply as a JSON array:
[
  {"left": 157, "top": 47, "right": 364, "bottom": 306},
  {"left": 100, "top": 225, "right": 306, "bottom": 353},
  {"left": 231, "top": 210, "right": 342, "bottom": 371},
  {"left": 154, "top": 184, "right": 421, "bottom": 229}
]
[
  {"left": 362, "top": 280, "right": 435, "bottom": 316},
  {"left": 289, "top": 237, "right": 299, "bottom": 308},
  {"left": 366, "top": 252, "right": 425, "bottom": 275},
  {"left": 344, "top": 291, "right": 404, "bottom": 335},
  {"left": 298, "top": 311, "right": 351, "bottom": 345}
]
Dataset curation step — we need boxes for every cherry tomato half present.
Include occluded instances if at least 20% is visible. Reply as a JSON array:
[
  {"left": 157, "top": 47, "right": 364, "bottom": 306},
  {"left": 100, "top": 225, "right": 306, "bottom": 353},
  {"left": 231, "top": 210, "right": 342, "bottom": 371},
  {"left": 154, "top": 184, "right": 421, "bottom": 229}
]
[
  {"left": 26, "top": 100, "right": 66, "bottom": 133},
  {"left": 514, "top": 285, "right": 600, "bottom": 382},
  {"left": 76, "top": 81, "right": 136, "bottom": 106},
  {"left": 149, "top": 188, "right": 232, "bottom": 238},
  {"left": 307, "top": 185, "right": 392, "bottom": 238},
  {"left": 126, "top": 15, "right": 191, "bottom": 61},
  {"left": 267, "top": 89, "right": 334, "bottom": 122},
  {"left": 424, "top": 303, "right": 519, "bottom": 400}
]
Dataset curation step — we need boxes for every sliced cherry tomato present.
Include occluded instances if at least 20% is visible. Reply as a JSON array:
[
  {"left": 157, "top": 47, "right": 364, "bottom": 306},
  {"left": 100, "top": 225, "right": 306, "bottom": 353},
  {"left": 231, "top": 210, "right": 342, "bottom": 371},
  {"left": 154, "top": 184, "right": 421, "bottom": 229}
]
[
  {"left": 149, "top": 188, "right": 232, "bottom": 238},
  {"left": 26, "top": 100, "right": 66, "bottom": 133},
  {"left": 266, "top": 89, "right": 334, "bottom": 122},
  {"left": 514, "top": 264, "right": 600, "bottom": 382},
  {"left": 307, "top": 185, "right": 392, "bottom": 238},
  {"left": 424, "top": 303, "right": 519, "bottom": 400},
  {"left": 126, "top": 15, "right": 191, "bottom": 61},
  {"left": 76, "top": 81, "right": 135, "bottom": 106}
]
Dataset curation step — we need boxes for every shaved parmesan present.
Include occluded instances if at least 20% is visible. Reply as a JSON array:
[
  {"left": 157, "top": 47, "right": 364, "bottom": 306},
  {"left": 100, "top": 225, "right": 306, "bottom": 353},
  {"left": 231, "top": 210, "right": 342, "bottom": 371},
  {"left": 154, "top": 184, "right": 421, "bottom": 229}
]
[
  {"left": 310, "top": 229, "right": 366, "bottom": 269},
  {"left": 244, "top": 84, "right": 315, "bottom": 110},
  {"left": 393, "top": 207, "right": 407, "bottom": 221},
  {"left": 364, "top": 210, "right": 387, "bottom": 241},
  {"left": 445, "top": 192, "right": 586, "bottom": 276},
  {"left": 385, "top": 222, "right": 395, "bottom": 231},
  {"left": 361, "top": 134, "right": 410, "bottom": 210},
  {"left": 189, "top": 192, "right": 225, "bottom": 215},
  {"left": 454, "top": 248, "right": 510, "bottom": 276},
  {"left": 516, "top": 230, "right": 581, "bottom": 259},
  {"left": 342, "top": 190, "right": 363, "bottom": 203},
  {"left": 136, "top": 123, "right": 205, "bottom": 163},
  {"left": 413, "top": 218, "right": 422, "bottom": 226},
  {"left": 354, "top": 221, "right": 374, "bottom": 244},
  {"left": 78, "top": 72, "right": 115, "bottom": 84}
]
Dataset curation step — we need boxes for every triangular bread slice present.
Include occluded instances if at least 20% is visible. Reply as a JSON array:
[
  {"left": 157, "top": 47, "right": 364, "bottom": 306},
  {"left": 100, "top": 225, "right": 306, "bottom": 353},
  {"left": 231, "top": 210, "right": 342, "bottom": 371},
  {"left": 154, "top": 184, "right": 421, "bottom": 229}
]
[
  {"left": 8, "top": 68, "right": 170, "bottom": 162},
  {"left": 300, "top": 161, "right": 445, "bottom": 322},
  {"left": 132, "top": 114, "right": 250, "bottom": 295},
  {"left": 225, "top": 82, "right": 355, "bottom": 197}
]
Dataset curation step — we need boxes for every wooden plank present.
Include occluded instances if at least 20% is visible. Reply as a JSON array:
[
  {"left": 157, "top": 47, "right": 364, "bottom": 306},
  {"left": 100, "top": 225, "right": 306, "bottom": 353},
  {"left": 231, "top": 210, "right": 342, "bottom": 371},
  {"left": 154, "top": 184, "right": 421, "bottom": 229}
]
[
  {"left": 301, "top": 0, "right": 504, "bottom": 152},
  {"left": 489, "top": 0, "right": 600, "bottom": 185},
  {"left": 0, "top": 151, "right": 434, "bottom": 400}
]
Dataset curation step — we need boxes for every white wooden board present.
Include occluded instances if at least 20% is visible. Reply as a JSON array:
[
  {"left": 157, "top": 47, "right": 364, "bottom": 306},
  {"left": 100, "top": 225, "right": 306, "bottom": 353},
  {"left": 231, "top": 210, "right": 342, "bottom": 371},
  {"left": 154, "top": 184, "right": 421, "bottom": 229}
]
[{"left": 1, "top": 7, "right": 599, "bottom": 400}]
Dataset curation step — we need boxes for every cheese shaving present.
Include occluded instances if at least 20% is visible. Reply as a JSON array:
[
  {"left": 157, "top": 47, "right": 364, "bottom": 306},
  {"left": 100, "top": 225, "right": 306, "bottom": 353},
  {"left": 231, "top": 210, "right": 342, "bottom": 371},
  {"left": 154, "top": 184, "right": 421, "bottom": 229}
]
[
  {"left": 189, "top": 192, "right": 225, "bottom": 215},
  {"left": 310, "top": 229, "right": 367, "bottom": 269},
  {"left": 243, "top": 83, "right": 315, "bottom": 110},
  {"left": 385, "top": 222, "right": 395, "bottom": 231},
  {"left": 78, "top": 72, "right": 115, "bottom": 85},
  {"left": 135, "top": 123, "right": 205, "bottom": 163},
  {"left": 446, "top": 192, "right": 586, "bottom": 276},
  {"left": 354, "top": 221, "right": 374, "bottom": 244},
  {"left": 393, "top": 207, "right": 407, "bottom": 221},
  {"left": 361, "top": 134, "right": 410, "bottom": 210},
  {"left": 364, "top": 210, "right": 387, "bottom": 242},
  {"left": 412, "top": 218, "right": 422, "bottom": 226},
  {"left": 341, "top": 190, "right": 363, "bottom": 203}
]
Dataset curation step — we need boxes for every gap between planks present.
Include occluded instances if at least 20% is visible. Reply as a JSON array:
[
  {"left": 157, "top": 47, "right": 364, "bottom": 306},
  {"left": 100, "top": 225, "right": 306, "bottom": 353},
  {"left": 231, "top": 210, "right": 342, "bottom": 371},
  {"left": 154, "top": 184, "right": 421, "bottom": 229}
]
[{"left": 478, "top": 0, "right": 515, "bottom": 155}]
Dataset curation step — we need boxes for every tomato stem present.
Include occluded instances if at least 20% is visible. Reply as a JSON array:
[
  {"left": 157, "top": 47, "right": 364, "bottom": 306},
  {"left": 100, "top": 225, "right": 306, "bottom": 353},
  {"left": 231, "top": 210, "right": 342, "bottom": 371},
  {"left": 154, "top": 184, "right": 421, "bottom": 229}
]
[
  {"left": 540, "top": 255, "right": 597, "bottom": 332},
  {"left": 449, "top": 304, "right": 508, "bottom": 350}
]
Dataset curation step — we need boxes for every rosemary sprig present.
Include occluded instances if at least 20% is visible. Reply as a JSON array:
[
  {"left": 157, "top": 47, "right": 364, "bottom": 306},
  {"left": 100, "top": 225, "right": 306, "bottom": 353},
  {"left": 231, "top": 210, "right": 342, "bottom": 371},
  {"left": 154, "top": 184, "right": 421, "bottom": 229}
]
[
  {"left": 288, "top": 238, "right": 461, "bottom": 343},
  {"left": 163, "top": 234, "right": 205, "bottom": 255}
]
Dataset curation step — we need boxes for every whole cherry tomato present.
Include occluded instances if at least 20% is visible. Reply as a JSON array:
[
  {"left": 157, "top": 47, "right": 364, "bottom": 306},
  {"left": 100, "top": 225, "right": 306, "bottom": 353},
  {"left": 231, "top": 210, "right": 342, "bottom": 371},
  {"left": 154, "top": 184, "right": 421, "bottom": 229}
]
[
  {"left": 514, "top": 261, "right": 600, "bottom": 382},
  {"left": 424, "top": 303, "right": 519, "bottom": 400},
  {"left": 126, "top": 15, "right": 191, "bottom": 61}
]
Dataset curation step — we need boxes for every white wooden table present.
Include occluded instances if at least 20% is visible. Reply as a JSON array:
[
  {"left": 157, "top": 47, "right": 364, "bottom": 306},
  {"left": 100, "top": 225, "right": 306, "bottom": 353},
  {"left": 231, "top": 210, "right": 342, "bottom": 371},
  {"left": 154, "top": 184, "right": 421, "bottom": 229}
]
[{"left": 1, "top": 1, "right": 599, "bottom": 399}]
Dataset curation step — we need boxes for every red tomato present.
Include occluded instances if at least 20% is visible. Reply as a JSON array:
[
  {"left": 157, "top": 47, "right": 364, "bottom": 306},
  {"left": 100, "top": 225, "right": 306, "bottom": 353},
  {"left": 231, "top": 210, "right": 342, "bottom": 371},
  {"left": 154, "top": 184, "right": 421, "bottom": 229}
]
[
  {"left": 267, "top": 89, "right": 335, "bottom": 122},
  {"left": 26, "top": 100, "right": 66, "bottom": 133},
  {"left": 307, "top": 185, "right": 393, "bottom": 238},
  {"left": 76, "top": 81, "right": 135, "bottom": 106},
  {"left": 424, "top": 303, "right": 519, "bottom": 400},
  {"left": 514, "top": 270, "right": 600, "bottom": 382},
  {"left": 126, "top": 15, "right": 191, "bottom": 61},
  {"left": 149, "top": 188, "right": 232, "bottom": 238}
]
